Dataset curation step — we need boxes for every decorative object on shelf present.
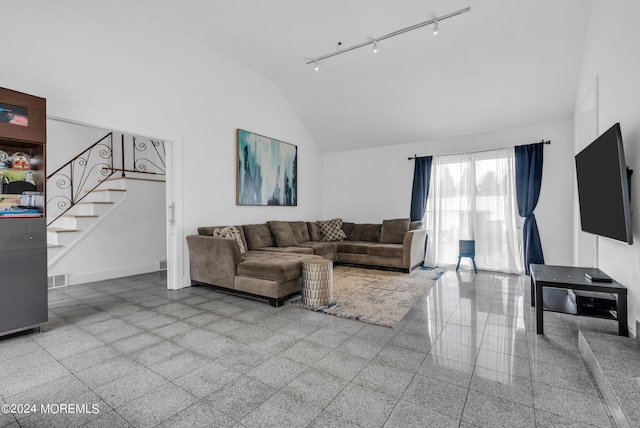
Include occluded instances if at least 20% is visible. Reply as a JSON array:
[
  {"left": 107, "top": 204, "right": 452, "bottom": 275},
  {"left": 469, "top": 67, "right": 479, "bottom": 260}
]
[
  {"left": 11, "top": 151, "right": 30, "bottom": 170},
  {"left": 307, "top": 6, "right": 470, "bottom": 70},
  {"left": 0, "top": 150, "right": 8, "bottom": 168},
  {"left": 236, "top": 129, "right": 297, "bottom": 206},
  {"left": 0, "top": 102, "right": 29, "bottom": 127},
  {"left": 0, "top": 206, "right": 41, "bottom": 217}
]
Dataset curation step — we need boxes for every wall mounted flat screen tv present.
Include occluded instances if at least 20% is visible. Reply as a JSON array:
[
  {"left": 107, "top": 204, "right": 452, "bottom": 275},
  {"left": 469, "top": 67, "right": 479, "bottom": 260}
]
[{"left": 575, "top": 122, "right": 633, "bottom": 244}]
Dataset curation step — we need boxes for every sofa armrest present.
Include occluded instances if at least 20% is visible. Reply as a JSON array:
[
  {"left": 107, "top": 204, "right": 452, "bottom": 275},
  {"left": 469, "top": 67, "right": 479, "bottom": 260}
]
[
  {"left": 402, "top": 229, "right": 427, "bottom": 270},
  {"left": 186, "top": 235, "right": 241, "bottom": 289}
]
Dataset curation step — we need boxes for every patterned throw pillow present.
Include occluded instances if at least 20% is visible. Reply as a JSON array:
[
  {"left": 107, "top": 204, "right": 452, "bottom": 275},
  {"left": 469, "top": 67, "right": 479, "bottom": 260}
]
[
  {"left": 317, "top": 218, "right": 347, "bottom": 242},
  {"left": 213, "top": 226, "right": 246, "bottom": 254}
]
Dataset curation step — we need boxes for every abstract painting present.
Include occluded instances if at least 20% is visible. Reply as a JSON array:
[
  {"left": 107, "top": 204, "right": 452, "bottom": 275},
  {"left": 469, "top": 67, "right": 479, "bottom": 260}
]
[{"left": 237, "top": 129, "right": 297, "bottom": 206}]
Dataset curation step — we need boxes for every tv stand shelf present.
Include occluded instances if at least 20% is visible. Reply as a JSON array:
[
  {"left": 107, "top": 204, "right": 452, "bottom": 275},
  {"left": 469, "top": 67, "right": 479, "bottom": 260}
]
[{"left": 530, "top": 264, "right": 628, "bottom": 337}]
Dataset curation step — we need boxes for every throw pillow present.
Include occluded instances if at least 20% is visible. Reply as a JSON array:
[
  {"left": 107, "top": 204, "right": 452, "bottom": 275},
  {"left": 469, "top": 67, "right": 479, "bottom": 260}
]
[
  {"left": 317, "top": 218, "right": 347, "bottom": 242},
  {"left": 350, "top": 223, "right": 382, "bottom": 242},
  {"left": 267, "top": 221, "right": 298, "bottom": 247},
  {"left": 342, "top": 222, "right": 355, "bottom": 239},
  {"left": 307, "top": 222, "right": 323, "bottom": 242},
  {"left": 243, "top": 223, "right": 276, "bottom": 250},
  {"left": 197, "top": 227, "right": 216, "bottom": 236},
  {"left": 379, "top": 218, "right": 410, "bottom": 244},
  {"left": 289, "top": 221, "right": 311, "bottom": 243},
  {"left": 213, "top": 226, "right": 246, "bottom": 254}
]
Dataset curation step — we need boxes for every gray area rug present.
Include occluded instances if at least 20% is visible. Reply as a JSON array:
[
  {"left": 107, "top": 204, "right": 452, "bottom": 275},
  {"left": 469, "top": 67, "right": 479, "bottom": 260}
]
[{"left": 289, "top": 265, "right": 446, "bottom": 328}]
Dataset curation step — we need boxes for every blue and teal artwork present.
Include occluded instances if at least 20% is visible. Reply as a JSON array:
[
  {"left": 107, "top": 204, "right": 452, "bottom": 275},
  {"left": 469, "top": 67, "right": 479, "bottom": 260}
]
[{"left": 237, "top": 129, "right": 297, "bottom": 206}]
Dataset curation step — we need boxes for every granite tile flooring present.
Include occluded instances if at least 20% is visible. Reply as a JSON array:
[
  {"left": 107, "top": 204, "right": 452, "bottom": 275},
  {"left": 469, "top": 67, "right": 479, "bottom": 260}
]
[
  {"left": 579, "top": 330, "right": 640, "bottom": 427},
  {"left": 0, "top": 269, "right": 621, "bottom": 427}
]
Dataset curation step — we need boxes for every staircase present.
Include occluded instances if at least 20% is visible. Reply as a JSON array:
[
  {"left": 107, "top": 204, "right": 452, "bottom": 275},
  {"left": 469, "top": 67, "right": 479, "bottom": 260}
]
[{"left": 47, "top": 178, "right": 128, "bottom": 266}]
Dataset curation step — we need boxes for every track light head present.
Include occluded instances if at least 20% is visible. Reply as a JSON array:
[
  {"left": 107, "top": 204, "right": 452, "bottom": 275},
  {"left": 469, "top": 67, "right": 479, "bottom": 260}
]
[
  {"left": 373, "top": 40, "right": 378, "bottom": 54},
  {"left": 433, "top": 19, "right": 439, "bottom": 35},
  {"left": 314, "top": 60, "right": 319, "bottom": 71}
]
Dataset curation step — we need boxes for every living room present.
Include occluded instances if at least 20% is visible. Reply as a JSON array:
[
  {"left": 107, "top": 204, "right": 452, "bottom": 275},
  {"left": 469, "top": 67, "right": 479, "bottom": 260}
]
[{"left": 1, "top": 0, "right": 640, "bottom": 426}]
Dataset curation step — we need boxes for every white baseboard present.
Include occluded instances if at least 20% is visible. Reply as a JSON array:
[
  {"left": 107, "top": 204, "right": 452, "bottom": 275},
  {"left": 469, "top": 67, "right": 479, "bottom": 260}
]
[{"left": 64, "top": 262, "right": 163, "bottom": 286}]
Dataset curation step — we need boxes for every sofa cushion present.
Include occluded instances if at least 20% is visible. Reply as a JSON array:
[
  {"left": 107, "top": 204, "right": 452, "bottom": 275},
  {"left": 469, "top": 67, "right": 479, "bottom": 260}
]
[
  {"left": 198, "top": 226, "right": 216, "bottom": 236},
  {"left": 238, "top": 253, "right": 311, "bottom": 282},
  {"left": 368, "top": 244, "right": 403, "bottom": 258},
  {"left": 295, "top": 241, "right": 338, "bottom": 256},
  {"left": 379, "top": 218, "right": 410, "bottom": 244},
  {"left": 289, "top": 221, "right": 311, "bottom": 243},
  {"left": 267, "top": 221, "right": 298, "bottom": 247},
  {"left": 308, "top": 222, "right": 322, "bottom": 242},
  {"left": 317, "top": 218, "right": 347, "bottom": 242},
  {"left": 342, "top": 222, "right": 354, "bottom": 239},
  {"left": 336, "top": 241, "right": 372, "bottom": 254},
  {"left": 350, "top": 223, "right": 381, "bottom": 242},
  {"left": 213, "top": 226, "right": 247, "bottom": 254},
  {"left": 243, "top": 223, "right": 276, "bottom": 250},
  {"left": 410, "top": 221, "right": 423, "bottom": 230}
]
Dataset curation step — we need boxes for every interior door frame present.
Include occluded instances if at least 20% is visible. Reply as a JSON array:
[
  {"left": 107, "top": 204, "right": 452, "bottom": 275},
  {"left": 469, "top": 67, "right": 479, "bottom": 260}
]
[{"left": 46, "top": 115, "right": 184, "bottom": 290}]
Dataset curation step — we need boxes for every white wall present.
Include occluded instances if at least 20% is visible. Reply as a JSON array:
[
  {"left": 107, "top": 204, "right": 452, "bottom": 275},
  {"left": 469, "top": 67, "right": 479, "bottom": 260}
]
[
  {"left": 574, "top": 0, "right": 640, "bottom": 336},
  {"left": 46, "top": 119, "right": 109, "bottom": 172},
  {"left": 323, "top": 119, "right": 575, "bottom": 267},
  {"left": 1, "top": 0, "right": 323, "bottom": 287}
]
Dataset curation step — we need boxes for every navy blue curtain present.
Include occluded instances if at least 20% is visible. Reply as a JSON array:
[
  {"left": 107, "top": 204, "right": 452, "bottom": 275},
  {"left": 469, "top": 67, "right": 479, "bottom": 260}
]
[
  {"left": 515, "top": 143, "right": 545, "bottom": 275},
  {"left": 410, "top": 156, "right": 433, "bottom": 222}
]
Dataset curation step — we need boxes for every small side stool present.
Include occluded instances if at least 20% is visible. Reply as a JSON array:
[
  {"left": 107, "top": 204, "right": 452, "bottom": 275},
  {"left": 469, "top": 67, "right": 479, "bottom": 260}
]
[
  {"left": 456, "top": 240, "right": 477, "bottom": 273},
  {"left": 301, "top": 259, "right": 333, "bottom": 307}
]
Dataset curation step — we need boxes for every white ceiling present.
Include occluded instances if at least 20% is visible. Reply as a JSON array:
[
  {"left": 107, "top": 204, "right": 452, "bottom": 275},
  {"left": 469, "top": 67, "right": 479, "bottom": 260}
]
[{"left": 136, "top": 0, "right": 592, "bottom": 152}]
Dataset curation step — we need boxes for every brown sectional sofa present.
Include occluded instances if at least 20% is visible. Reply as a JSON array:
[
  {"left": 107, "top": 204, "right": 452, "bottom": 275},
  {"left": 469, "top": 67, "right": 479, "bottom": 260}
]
[{"left": 186, "top": 219, "right": 427, "bottom": 306}]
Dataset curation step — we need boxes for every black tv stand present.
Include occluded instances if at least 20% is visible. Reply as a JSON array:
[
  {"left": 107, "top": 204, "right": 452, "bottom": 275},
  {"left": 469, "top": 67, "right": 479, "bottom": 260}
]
[{"left": 530, "top": 264, "right": 628, "bottom": 337}]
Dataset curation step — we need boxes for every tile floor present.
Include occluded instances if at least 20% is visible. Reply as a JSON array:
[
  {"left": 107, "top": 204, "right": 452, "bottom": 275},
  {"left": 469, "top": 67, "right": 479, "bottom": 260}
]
[
  {"left": 0, "top": 268, "right": 621, "bottom": 427},
  {"left": 579, "top": 330, "right": 640, "bottom": 427}
]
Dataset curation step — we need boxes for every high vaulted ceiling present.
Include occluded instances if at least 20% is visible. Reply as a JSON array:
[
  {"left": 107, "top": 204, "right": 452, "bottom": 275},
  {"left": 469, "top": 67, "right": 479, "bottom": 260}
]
[{"left": 135, "top": 0, "right": 592, "bottom": 152}]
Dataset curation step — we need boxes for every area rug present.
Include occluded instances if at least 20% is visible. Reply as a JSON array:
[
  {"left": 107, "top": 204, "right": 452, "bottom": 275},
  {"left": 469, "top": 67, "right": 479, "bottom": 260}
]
[{"left": 289, "top": 265, "right": 446, "bottom": 328}]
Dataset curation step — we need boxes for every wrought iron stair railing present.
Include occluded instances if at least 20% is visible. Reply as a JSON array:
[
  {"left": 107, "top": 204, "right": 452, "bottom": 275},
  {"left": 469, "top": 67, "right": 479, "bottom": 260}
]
[{"left": 46, "top": 133, "right": 166, "bottom": 226}]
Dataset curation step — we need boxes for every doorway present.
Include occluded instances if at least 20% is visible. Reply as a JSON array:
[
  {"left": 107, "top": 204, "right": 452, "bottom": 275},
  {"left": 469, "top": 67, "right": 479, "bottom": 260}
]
[{"left": 46, "top": 117, "right": 179, "bottom": 289}]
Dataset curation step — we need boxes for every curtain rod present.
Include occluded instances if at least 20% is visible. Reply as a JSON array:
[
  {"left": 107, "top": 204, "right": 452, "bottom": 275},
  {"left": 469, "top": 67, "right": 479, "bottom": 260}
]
[{"left": 407, "top": 140, "right": 551, "bottom": 160}]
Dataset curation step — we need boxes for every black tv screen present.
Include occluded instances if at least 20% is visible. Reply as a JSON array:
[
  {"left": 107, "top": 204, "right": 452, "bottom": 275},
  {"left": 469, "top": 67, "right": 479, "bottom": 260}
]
[{"left": 575, "top": 123, "right": 633, "bottom": 244}]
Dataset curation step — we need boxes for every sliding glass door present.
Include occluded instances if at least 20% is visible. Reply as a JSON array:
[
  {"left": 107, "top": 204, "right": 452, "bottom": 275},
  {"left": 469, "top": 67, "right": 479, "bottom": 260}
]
[{"left": 424, "top": 148, "right": 523, "bottom": 274}]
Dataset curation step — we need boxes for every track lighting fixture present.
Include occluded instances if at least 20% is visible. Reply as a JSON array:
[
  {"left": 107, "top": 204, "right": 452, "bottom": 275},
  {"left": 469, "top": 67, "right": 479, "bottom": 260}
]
[
  {"left": 306, "top": 7, "right": 470, "bottom": 69},
  {"left": 314, "top": 60, "right": 319, "bottom": 71}
]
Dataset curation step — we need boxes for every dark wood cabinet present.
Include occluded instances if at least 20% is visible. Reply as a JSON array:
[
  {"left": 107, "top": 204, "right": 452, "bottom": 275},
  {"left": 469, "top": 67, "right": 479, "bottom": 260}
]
[{"left": 0, "top": 87, "right": 48, "bottom": 336}]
